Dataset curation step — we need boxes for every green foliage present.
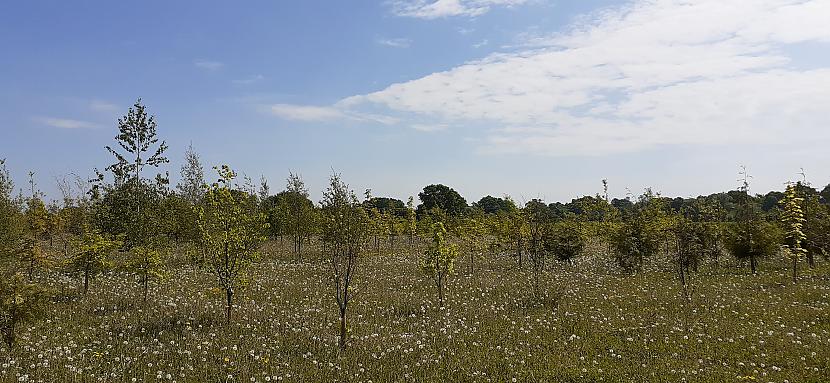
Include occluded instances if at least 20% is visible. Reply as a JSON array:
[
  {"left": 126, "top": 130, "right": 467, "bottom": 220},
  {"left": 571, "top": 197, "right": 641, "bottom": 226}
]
[
  {"left": 802, "top": 193, "right": 830, "bottom": 264},
  {"left": 416, "top": 184, "right": 468, "bottom": 217},
  {"left": 91, "top": 179, "right": 167, "bottom": 249},
  {"left": 176, "top": 143, "right": 205, "bottom": 205},
  {"left": 459, "top": 210, "right": 488, "bottom": 273},
  {"left": 197, "top": 165, "right": 267, "bottom": 323},
  {"left": 0, "top": 159, "right": 24, "bottom": 261},
  {"left": 364, "top": 196, "right": 407, "bottom": 217},
  {"left": 543, "top": 220, "right": 585, "bottom": 264},
  {"left": 421, "top": 222, "right": 458, "bottom": 307},
  {"left": 474, "top": 195, "right": 515, "bottom": 215},
  {"left": 124, "top": 244, "right": 167, "bottom": 302},
  {"left": 69, "top": 228, "right": 122, "bottom": 294},
  {"left": 104, "top": 98, "right": 169, "bottom": 185},
  {"left": 724, "top": 220, "right": 781, "bottom": 273},
  {"left": 283, "top": 173, "right": 317, "bottom": 258},
  {"left": 0, "top": 273, "right": 48, "bottom": 348},
  {"left": 611, "top": 189, "right": 668, "bottom": 274},
  {"left": 671, "top": 214, "right": 720, "bottom": 298},
  {"left": 405, "top": 196, "right": 417, "bottom": 247},
  {"left": 320, "top": 172, "right": 368, "bottom": 349}
]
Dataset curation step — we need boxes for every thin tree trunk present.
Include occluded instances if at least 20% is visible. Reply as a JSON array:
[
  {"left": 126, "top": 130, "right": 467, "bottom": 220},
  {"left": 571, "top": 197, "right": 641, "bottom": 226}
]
[
  {"left": 339, "top": 309, "right": 347, "bottom": 349},
  {"left": 438, "top": 276, "right": 445, "bottom": 307},
  {"left": 225, "top": 287, "right": 233, "bottom": 324},
  {"left": 143, "top": 277, "right": 149, "bottom": 303},
  {"left": 83, "top": 266, "right": 90, "bottom": 294}
]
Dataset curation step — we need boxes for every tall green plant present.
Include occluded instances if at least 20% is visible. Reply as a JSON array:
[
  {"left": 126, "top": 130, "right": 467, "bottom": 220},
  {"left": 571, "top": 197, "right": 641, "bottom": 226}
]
[{"left": 197, "top": 165, "right": 267, "bottom": 324}]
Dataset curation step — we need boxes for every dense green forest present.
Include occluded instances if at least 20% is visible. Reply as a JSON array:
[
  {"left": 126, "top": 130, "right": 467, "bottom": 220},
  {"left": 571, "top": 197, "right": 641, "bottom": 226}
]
[{"left": 2, "top": 101, "right": 829, "bottom": 382}]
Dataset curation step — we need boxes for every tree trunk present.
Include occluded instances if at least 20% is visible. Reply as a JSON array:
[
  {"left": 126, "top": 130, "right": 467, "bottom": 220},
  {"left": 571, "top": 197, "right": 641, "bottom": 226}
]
[
  {"left": 339, "top": 309, "right": 347, "bottom": 350},
  {"left": 225, "top": 287, "right": 233, "bottom": 324},
  {"left": 807, "top": 251, "right": 815, "bottom": 269},
  {"left": 679, "top": 260, "right": 688, "bottom": 301},
  {"left": 83, "top": 264, "right": 90, "bottom": 294},
  {"left": 438, "top": 278, "right": 445, "bottom": 307},
  {"left": 750, "top": 254, "right": 757, "bottom": 274},
  {"left": 143, "top": 277, "right": 149, "bottom": 303},
  {"left": 3, "top": 318, "right": 15, "bottom": 348}
]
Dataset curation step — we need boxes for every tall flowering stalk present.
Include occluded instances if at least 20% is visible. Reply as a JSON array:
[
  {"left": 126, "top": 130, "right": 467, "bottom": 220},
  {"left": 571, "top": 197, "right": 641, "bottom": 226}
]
[{"left": 780, "top": 183, "right": 806, "bottom": 283}]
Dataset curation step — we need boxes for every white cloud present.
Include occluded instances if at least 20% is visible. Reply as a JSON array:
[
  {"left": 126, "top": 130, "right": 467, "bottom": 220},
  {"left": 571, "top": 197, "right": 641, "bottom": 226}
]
[
  {"left": 411, "top": 123, "right": 450, "bottom": 132},
  {"left": 194, "top": 59, "right": 224, "bottom": 71},
  {"left": 270, "top": 104, "right": 345, "bottom": 121},
  {"left": 329, "top": 0, "right": 830, "bottom": 154},
  {"left": 34, "top": 117, "right": 99, "bottom": 129},
  {"left": 377, "top": 37, "right": 413, "bottom": 48},
  {"left": 89, "top": 100, "right": 119, "bottom": 112},
  {"left": 389, "top": 0, "right": 528, "bottom": 19},
  {"left": 270, "top": 104, "right": 399, "bottom": 125},
  {"left": 232, "top": 74, "right": 265, "bottom": 85}
]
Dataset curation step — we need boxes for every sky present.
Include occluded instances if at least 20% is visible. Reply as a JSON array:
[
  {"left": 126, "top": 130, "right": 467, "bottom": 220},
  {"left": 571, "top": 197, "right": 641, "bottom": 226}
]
[{"left": 2, "top": 0, "right": 829, "bottom": 205}]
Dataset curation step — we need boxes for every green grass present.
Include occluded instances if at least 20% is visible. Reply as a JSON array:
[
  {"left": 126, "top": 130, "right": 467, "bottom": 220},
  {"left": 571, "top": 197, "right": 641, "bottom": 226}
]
[{"left": 2, "top": 239, "right": 829, "bottom": 382}]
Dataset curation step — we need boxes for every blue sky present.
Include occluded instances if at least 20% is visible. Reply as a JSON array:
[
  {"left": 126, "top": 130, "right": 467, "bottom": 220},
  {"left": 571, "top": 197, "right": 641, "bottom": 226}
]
[{"left": 2, "top": 0, "right": 829, "bottom": 204}]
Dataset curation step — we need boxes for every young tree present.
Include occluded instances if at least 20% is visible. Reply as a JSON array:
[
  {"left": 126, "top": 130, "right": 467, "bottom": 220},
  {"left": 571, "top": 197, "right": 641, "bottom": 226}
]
[
  {"left": 671, "top": 216, "right": 705, "bottom": 301},
  {"left": 726, "top": 168, "right": 780, "bottom": 274},
  {"left": 126, "top": 245, "right": 166, "bottom": 303},
  {"left": 70, "top": 228, "right": 121, "bottom": 294},
  {"left": 0, "top": 160, "right": 24, "bottom": 263},
  {"left": 177, "top": 143, "right": 205, "bottom": 205},
  {"left": 21, "top": 174, "right": 50, "bottom": 280},
  {"left": 363, "top": 190, "right": 385, "bottom": 254},
  {"left": 285, "top": 172, "right": 315, "bottom": 259},
  {"left": 544, "top": 220, "right": 585, "bottom": 265},
  {"left": 405, "top": 196, "right": 418, "bottom": 248},
  {"left": 780, "top": 183, "right": 806, "bottom": 282},
  {"left": 459, "top": 211, "right": 487, "bottom": 274},
  {"left": 802, "top": 195, "right": 830, "bottom": 267},
  {"left": 611, "top": 189, "right": 666, "bottom": 274},
  {"left": 105, "top": 99, "right": 169, "bottom": 186},
  {"left": 505, "top": 202, "right": 527, "bottom": 268},
  {"left": 422, "top": 222, "right": 459, "bottom": 307},
  {"left": 55, "top": 173, "right": 90, "bottom": 258},
  {"left": 99, "top": 99, "right": 170, "bottom": 301},
  {"left": 320, "top": 172, "right": 368, "bottom": 349},
  {"left": 0, "top": 273, "right": 48, "bottom": 348},
  {"left": 197, "top": 165, "right": 267, "bottom": 324},
  {"left": 525, "top": 199, "right": 551, "bottom": 299}
]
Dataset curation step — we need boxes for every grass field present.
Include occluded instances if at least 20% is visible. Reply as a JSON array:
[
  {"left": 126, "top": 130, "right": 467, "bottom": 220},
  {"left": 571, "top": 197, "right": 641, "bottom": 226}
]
[{"left": 2, "top": 239, "right": 829, "bottom": 382}]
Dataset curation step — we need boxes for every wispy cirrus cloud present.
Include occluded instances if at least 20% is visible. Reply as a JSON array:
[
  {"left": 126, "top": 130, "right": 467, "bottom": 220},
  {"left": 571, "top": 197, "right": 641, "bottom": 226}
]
[
  {"left": 232, "top": 74, "right": 265, "bottom": 85},
  {"left": 194, "top": 59, "right": 224, "bottom": 71},
  {"left": 34, "top": 117, "right": 99, "bottom": 129},
  {"left": 376, "top": 37, "right": 413, "bottom": 48},
  {"left": 411, "top": 123, "right": 450, "bottom": 132},
  {"left": 283, "top": 0, "right": 830, "bottom": 155},
  {"left": 270, "top": 104, "right": 346, "bottom": 122},
  {"left": 89, "top": 99, "right": 119, "bottom": 112},
  {"left": 388, "top": 0, "right": 528, "bottom": 19},
  {"left": 269, "top": 103, "right": 399, "bottom": 125}
]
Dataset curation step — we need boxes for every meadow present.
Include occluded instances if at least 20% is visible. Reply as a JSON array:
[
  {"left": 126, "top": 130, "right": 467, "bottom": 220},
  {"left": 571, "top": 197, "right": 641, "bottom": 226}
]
[{"left": 2, "top": 239, "right": 828, "bottom": 383}]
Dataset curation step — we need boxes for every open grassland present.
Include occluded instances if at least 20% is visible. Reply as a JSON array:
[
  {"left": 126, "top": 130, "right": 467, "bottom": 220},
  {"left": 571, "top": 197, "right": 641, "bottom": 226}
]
[{"left": 2, "top": 240, "right": 829, "bottom": 382}]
